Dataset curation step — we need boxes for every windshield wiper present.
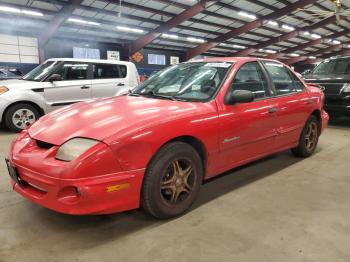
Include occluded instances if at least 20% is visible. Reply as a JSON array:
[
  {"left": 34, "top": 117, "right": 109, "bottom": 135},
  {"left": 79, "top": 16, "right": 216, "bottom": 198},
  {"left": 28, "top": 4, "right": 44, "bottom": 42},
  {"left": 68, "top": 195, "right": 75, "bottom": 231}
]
[{"left": 139, "top": 91, "right": 179, "bottom": 101}]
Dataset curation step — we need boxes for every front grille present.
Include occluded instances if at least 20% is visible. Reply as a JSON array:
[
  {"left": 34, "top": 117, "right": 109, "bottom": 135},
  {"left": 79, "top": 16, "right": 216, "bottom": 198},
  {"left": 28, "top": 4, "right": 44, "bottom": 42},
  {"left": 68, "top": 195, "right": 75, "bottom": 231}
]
[
  {"left": 36, "top": 140, "right": 54, "bottom": 149},
  {"left": 315, "top": 83, "right": 343, "bottom": 95}
]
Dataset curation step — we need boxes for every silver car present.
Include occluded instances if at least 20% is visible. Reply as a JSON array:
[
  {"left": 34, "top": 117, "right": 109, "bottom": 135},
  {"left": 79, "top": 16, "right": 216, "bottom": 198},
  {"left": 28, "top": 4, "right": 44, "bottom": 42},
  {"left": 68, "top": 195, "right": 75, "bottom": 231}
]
[{"left": 0, "top": 58, "right": 140, "bottom": 132}]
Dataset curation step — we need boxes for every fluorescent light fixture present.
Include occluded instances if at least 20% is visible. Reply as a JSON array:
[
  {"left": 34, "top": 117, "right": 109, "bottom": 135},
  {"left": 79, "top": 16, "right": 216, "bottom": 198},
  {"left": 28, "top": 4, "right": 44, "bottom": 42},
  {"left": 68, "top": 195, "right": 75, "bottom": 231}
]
[
  {"left": 220, "top": 43, "right": 227, "bottom": 46},
  {"left": 21, "top": 10, "right": 43, "bottom": 16},
  {"left": 282, "top": 24, "right": 295, "bottom": 31},
  {"left": 333, "top": 40, "right": 341, "bottom": 44},
  {"left": 303, "top": 31, "right": 310, "bottom": 36},
  {"left": 116, "top": 26, "right": 144, "bottom": 33},
  {"left": 289, "top": 53, "right": 300, "bottom": 57},
  {"left": 311, "top": 33, "right": 321, "bottom": 39},
  {"left": 267, "top": 20, "right": 278, "bottom": 26},
  {"left": 0, "top": 6, "right": 21, "bottom": 13},
  {"left": 259, "top": 49, "right": 277, "bottom": 54},
  {"left": 347, "top": 44, "right": 350, "bottom": 48},
  {"left": 68, "top": 18, "right": 100, "bottom": 26},
  {"left": 187, "top": 37, "right": 205, "bottom": 43},
  {"left": 238, "top": 11, "right": 257, "bottom": 20},
  {"left": 233, "top": 44, "right": 246, "bottom": 49},
  {"left": 308, "top": 56, "right": 317, "bottom": 59},
  {"left": 162, "top": 33, "right": 178, "bottom": 39}
]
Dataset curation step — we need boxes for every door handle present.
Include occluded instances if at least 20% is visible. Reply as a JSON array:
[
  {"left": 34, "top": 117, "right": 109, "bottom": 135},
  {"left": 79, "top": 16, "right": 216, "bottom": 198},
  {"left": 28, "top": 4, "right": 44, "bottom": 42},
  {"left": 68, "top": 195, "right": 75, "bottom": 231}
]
[
  {"left": 306, "top": 99, "right": 313, "bottom": 105},
  {"left": 268, "top": 107, "right": 277, "bottom": 113},
  {"left": 80, "top": 85, "right": 90, "bottom": 89},
  {"left": 117, "top": 83, "right": 125, "bottom": 87}
]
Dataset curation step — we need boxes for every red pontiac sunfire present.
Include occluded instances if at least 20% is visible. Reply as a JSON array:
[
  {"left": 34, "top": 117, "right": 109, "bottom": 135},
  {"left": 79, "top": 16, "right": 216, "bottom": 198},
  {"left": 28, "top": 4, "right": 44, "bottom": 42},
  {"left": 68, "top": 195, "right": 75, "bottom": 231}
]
[{"left": 6, "top": 57, "right": 329, "bottom": 219}]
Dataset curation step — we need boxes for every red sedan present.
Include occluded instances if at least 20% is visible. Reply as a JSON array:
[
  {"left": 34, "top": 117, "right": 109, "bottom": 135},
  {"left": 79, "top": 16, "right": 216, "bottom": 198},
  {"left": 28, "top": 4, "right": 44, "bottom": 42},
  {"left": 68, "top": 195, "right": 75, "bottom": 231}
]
[{"left": 6, "top": 57, "right": 328, "bottom": 219}]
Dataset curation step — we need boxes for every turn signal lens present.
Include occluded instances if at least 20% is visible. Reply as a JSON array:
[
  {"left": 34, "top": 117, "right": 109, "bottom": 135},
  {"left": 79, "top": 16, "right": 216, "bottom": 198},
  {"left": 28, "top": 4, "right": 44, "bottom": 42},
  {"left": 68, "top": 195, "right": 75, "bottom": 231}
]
[
  {"left": 0, "top": 86, "right": 9, "bottom": 95},
  {"left": 341, "top": 83, "right": 350, "bottom": 93}
]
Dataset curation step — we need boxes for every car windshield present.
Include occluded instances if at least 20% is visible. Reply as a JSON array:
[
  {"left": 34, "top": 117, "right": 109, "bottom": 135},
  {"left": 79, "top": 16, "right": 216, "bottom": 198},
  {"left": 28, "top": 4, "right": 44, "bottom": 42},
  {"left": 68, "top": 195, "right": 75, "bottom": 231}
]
[
  {"left": 131, "top": 62, "right": 233, "bottom": 102},
  {"left": 22, "top": 61, "right": 59, "bottom": 81},
  {"left": 312, "top": 58, "right": 350, "bottom": 75}
]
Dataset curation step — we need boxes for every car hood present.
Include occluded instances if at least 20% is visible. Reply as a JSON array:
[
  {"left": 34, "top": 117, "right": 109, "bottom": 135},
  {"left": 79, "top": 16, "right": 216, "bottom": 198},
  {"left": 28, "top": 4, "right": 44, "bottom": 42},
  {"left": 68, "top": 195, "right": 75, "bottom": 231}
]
[
  {"left": 28, "top": 95, "right": 209, "bottom": 145},
  {"left": 304, "top": 74, "right": 350, "bottom": 83},
  {"left": 0, "top": 79, "right": 41, "bottom": 90}
]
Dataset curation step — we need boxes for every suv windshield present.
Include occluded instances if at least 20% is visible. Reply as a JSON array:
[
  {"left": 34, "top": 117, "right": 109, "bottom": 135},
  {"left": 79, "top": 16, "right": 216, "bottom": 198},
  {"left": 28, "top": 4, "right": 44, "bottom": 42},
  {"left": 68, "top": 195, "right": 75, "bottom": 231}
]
[
  {"left": 22, "top": 61, "right": 59, "bottom": 81},
  {"left": 312, "top": 57, "right": 350, "bottom": 75},
  {"left": 131, "top": 62, "right": 233, "bottom": 102}
]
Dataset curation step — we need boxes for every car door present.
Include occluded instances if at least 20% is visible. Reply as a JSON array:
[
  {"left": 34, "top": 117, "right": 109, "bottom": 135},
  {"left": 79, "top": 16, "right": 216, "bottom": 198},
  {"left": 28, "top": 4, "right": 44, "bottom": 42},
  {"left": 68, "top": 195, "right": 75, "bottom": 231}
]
[
  {"left": 44, "top": 61, "right": 92, "bottom": 112},
  {"left": 217, "top": 61, "right": 279, "bottom": 171},
  {"left": 91, "top": 63, "right": 128, "bottom": 98},
  {"left": 261, "top": 61, "right": 313, "bottom": 149}
]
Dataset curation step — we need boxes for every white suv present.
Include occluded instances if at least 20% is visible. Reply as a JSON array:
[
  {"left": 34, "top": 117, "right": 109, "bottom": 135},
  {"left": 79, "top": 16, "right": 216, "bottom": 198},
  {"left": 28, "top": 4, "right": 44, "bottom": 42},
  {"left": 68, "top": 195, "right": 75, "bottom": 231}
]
[{"left": 0, "top": 58, "right": 140, "bottom": 132}]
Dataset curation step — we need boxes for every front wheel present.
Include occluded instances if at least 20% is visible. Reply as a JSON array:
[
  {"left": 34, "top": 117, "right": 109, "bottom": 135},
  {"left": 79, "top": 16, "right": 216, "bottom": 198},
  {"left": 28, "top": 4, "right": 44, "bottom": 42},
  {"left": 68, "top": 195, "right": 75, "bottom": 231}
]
[
  {"left": 291, "top": 115, "right": 320, "bottom": 157},
  {"left": 141, "top": 142, "right": 203, "bottom": 219},
  {"left": 4, "top": 103, "right": 40, "bottom": 133}
]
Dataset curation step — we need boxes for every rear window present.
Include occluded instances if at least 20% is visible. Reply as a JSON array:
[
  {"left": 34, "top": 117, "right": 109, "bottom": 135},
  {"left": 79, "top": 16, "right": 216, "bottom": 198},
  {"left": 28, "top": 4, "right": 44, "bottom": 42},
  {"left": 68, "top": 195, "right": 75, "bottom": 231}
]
[
  {"left": 312, "top": 58, "right": 350, "bottom": 75},
  {"left": 93, "top": 64, "right": 127, "bottom": 79}
]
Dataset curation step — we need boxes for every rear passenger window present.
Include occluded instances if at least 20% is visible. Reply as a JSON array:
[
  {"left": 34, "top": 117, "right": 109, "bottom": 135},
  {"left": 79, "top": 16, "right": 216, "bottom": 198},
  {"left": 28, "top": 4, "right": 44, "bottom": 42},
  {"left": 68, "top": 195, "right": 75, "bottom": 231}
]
[
  {"left": 263, "top": 62, "right": 295, "bottom": 95},
  {"left": 232, "top": 62, "right": 269, "bottom": 99},
  {"left": 290, "top": 72, "right": 305, "bottom": 92},
  {"left": 93, "top": 64, "right": 127, "bottom": 79}
]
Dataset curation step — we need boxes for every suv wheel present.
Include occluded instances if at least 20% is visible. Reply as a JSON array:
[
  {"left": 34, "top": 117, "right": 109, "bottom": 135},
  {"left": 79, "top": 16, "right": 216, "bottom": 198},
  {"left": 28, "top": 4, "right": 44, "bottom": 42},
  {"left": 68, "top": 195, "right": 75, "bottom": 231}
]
[{"left": 4, "top": 103, "right": 40, "bottom": 133}]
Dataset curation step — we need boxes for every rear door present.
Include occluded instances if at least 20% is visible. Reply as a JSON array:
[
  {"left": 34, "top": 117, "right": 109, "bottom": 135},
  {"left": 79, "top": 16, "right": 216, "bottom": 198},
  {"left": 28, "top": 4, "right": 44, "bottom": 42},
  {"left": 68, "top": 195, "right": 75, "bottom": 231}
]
[
  {"left": 218, "top": 61, "right": 278, "bottom": 171},
  {"left": 262, "top": 61, "right": 312, "bottom": 149},
  {"left": 91, "top": 63, "right": 128, "bottom": 98},
  {"left": 44, "top": 61, "right": 92, "bottom": 111}
]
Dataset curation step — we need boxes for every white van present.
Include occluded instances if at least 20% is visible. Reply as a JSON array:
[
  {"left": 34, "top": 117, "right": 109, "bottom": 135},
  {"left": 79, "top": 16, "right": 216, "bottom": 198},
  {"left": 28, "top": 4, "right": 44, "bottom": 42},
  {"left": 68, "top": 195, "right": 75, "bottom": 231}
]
[{"left": 0, "top": 58, "right": 140, "bottom": 132}]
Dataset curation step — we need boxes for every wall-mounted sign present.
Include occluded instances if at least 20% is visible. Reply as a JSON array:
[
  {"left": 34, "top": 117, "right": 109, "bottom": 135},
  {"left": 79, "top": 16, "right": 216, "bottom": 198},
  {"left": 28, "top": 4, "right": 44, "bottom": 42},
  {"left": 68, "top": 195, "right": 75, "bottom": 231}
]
[
  {"left": 130, "top": 52, "right": 144, "bottom": 63},
  {"left": 107, "top": 50, "right": 120, "bottom": 61},
  {"left": 170, "top": 56, "right": 179, "bottom": 65}
]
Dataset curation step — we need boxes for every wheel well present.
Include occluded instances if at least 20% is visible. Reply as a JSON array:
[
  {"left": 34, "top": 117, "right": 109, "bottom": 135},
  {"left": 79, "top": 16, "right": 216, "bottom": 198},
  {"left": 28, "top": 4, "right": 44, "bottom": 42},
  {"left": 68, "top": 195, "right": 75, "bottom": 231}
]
[
  {"left": 2, "top": 101, "right": 45, "bottom": 123},
  {"left": 166, "top": 136, "right": 208, "bottom": 175},
  {"left": 311, "top": 109, "right": 321, "bottom": 132}
]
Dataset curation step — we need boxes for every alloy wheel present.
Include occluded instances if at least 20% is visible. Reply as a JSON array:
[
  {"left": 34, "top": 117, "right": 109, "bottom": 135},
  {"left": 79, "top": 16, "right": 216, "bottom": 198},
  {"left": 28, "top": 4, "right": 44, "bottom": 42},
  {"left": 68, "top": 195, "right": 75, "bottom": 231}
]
[
  {"left": 305, "top": 122, "right": 318, "bottom": 151},
  {"left": 12, "top": 109, "right": 36, "bottom": 129}
]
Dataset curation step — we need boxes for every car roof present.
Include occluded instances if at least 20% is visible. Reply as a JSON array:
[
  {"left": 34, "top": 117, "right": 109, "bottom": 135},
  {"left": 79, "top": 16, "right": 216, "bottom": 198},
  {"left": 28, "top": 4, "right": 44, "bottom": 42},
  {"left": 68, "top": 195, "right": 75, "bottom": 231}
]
[
  {"left": 45, "top": 58, "right": 134, "bottom": 66},
  {"left": 189, "top": 57, "right": 283, "bottom": 64}
]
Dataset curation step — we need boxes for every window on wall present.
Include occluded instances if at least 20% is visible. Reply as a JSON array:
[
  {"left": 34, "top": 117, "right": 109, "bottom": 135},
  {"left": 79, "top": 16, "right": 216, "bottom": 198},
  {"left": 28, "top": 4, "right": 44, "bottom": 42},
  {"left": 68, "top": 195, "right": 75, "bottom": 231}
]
[
  {"left": 73, "top": 47, "right": 100, "bottom": 59},
  {"left": 0, "top": 34, "right": 39, "bottom": 64},
  {"left": 148, "top": 54, "right": 166, "bottom": 65}
]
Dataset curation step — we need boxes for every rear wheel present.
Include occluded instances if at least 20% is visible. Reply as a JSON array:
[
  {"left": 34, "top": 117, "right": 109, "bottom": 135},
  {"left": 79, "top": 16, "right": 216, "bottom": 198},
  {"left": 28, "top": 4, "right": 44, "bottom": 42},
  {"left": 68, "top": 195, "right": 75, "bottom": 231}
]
[
  {"left": 291, "top": 115, "right": 320, "bottom": 157},
  {"left": 4, "top": 103, "right": 40, "bottom": 133},
  {"left": 141, "top": 142, "right": 203, "bottom": 219}
]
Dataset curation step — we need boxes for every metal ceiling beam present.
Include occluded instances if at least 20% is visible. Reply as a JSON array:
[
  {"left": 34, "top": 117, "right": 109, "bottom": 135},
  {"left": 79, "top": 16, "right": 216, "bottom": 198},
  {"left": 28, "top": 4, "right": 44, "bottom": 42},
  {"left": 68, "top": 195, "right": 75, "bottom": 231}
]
[
  {"left": 232, "top": 15, "right": 337, "bottom": 57},
  {"left": 128, "top": 0, "right": 218, "bottom": 55},
  {"left": 185, "top": 0, "right": 317, "bottom": 60}
]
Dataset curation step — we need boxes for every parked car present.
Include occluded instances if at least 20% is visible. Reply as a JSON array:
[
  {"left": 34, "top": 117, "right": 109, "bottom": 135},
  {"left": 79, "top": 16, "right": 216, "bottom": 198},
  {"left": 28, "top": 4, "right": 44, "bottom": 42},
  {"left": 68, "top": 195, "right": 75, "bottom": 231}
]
[
  {"left": 0, "top": 58, "right": 139, "bottom": 132},
  {"left": 0, "top": 68, "right": 22, "bottom": 80},
  {"left": 304, "top": 56, "right": 350, "bottom": 115},
  {"left": 6, "top": 57, "right": 328, "bottom": 219}
]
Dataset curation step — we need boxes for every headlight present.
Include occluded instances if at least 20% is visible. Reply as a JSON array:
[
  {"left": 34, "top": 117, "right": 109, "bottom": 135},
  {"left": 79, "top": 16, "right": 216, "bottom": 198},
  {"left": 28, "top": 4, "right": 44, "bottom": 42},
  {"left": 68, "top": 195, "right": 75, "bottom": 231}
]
[
  {"left": 0, "top": 86, "right": 9, "bottom": 95},
  {"left": 341, "top": 83, "right": 350, "bottom": 93},
  {"left": 56, "top": 138, "right": 99, "bottom": 161}
]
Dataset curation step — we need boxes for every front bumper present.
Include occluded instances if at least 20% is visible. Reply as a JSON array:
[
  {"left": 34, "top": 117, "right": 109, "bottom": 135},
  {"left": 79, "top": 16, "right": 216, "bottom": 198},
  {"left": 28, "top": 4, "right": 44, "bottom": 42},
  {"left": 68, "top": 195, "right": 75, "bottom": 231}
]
[
  {"left": 324, "top": 94, "right": 350, "bottom": 115},
  {"left": 8, "top": 161, "right": 145, "bottom": 215}
]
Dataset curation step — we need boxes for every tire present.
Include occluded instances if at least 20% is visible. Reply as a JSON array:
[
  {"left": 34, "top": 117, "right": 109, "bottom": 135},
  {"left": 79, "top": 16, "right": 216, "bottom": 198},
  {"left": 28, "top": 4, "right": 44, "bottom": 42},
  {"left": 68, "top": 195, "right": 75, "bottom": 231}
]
[
  {"left": 4, "top": 103, "right": 40, "bottom": 133},
  {"left": 141, "top": 141, "right": 203, "bottom": 219},
  {"left": 291, "top": 115, "right": 320, "bottom": 158}
]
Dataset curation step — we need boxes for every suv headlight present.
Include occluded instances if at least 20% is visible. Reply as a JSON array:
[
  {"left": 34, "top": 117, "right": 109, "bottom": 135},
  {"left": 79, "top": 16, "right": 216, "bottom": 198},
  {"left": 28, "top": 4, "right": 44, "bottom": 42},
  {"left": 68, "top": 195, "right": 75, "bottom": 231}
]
[
  {"left": 0, "top": 86, "right": 9, "bottom": 95},
  {"left": 56, "top": 138, "right": 99, "bottom": 161},
  {"left": 342, "top": 83, "right": 350, "bottom": 93}
]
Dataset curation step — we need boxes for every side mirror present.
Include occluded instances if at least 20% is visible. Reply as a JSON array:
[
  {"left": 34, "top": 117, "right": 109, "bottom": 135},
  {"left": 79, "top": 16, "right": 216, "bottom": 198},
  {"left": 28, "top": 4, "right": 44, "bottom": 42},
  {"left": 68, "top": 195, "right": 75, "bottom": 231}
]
[
  {"left": 47, "top": 74, "right": 62, "bottom": 82},
  {"left": 225, "top": 90, "right": 255, "bottom": 105}
]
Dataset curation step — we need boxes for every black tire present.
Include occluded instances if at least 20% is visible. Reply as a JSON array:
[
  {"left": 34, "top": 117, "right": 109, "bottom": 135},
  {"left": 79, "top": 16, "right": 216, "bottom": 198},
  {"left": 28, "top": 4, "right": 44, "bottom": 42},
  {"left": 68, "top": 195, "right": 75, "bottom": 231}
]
[
  {"left": 291, "top": 115, "right": 320, "bottom": 158},
  {"left": 4, "top": 103, "right": 40, "bottom": 133},
  {"left": 141, "top": 141, "right": 203, "bottom": 219}
]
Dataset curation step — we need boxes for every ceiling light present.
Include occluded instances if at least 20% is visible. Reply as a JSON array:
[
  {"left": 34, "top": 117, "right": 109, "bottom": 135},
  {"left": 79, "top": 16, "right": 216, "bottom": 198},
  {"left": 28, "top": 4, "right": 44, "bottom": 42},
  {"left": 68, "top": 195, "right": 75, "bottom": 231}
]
[
  {"left": 68, "top": 18, "right": 100, "bottom": 26},
  {"left": 308, "top": 56, "right": 317, "bottom": 59},
  {"left": 289, "top": 53, "right": 300, "bottom": 57},
  {"left": 0, "top": 6, "right": 21, "bottom": 13},
  {"left": 267, "top": 20, "right": 278, "bottom": 26},
  {"left": 220, "top": 43, "right": 227, "bottom": 46},
  {"left": 21, "top": 10, "right": 43, "bottom": 16},
  {"left": 311, "top": 33, "right": 321, "bottom": 39},
  {"left": 282, "top": 24, "right": 295, "bottom": 31},
  {"left": 116, "top": 26, "right": 144, "bottom": 33},
  {"left": 233, "top": 44, "right": 246, "bottom": 49},
  {"left": 333, "top": 40, "right": 341, "bottom": 44},
  {"left": 187, "top": 37, "right": 205, "bottom": 43},
  {"left": 303, "top": 31, "right": 310, "bottom": 36},
  {"left": 162, "top": 33, "right": 179, "bottom": 39},
  {"left": 259, "top": 49, "right": 277, "bottom": 54},
  {"left": 238, "top": 11, "right": 257, "bottom": 20}
]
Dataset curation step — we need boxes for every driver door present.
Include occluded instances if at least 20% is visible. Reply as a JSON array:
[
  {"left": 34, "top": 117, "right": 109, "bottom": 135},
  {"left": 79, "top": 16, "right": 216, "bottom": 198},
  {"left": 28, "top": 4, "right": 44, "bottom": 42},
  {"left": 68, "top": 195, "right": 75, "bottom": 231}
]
[
  {"left": 44, "top": 62, "right": 92, "bottom": 112},
  {"left": 217, "top": 62, "right": 278, "bottom": 171}
]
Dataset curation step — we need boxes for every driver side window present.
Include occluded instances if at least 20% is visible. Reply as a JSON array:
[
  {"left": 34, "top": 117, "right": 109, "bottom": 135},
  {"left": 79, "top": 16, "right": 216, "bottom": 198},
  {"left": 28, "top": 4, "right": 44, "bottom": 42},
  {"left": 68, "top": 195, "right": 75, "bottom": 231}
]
[{"left": 232, "top": 62, "right": 269, "bottom": 99}]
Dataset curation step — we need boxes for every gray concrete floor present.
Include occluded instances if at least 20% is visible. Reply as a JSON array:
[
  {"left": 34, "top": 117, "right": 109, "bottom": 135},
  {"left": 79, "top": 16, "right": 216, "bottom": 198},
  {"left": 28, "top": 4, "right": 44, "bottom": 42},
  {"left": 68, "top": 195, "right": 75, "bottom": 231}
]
[{"left": 0, "top": 118, "right": 350, "bottom": 262}]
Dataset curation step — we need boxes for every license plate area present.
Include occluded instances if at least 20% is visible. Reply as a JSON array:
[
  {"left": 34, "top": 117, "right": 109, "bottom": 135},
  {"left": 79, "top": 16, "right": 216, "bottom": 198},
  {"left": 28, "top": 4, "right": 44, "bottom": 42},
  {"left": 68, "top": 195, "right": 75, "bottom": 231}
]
[{"left": 5, "top": 158, "right": 22, "bottom": 185}]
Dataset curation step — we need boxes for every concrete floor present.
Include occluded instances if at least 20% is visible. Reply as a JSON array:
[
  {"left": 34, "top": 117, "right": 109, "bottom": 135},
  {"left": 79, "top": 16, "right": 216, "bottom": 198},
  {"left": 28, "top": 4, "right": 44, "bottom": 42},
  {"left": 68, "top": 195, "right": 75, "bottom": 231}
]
[{"left": 0, "top": 118, "right": 350, "bottom": 262}]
